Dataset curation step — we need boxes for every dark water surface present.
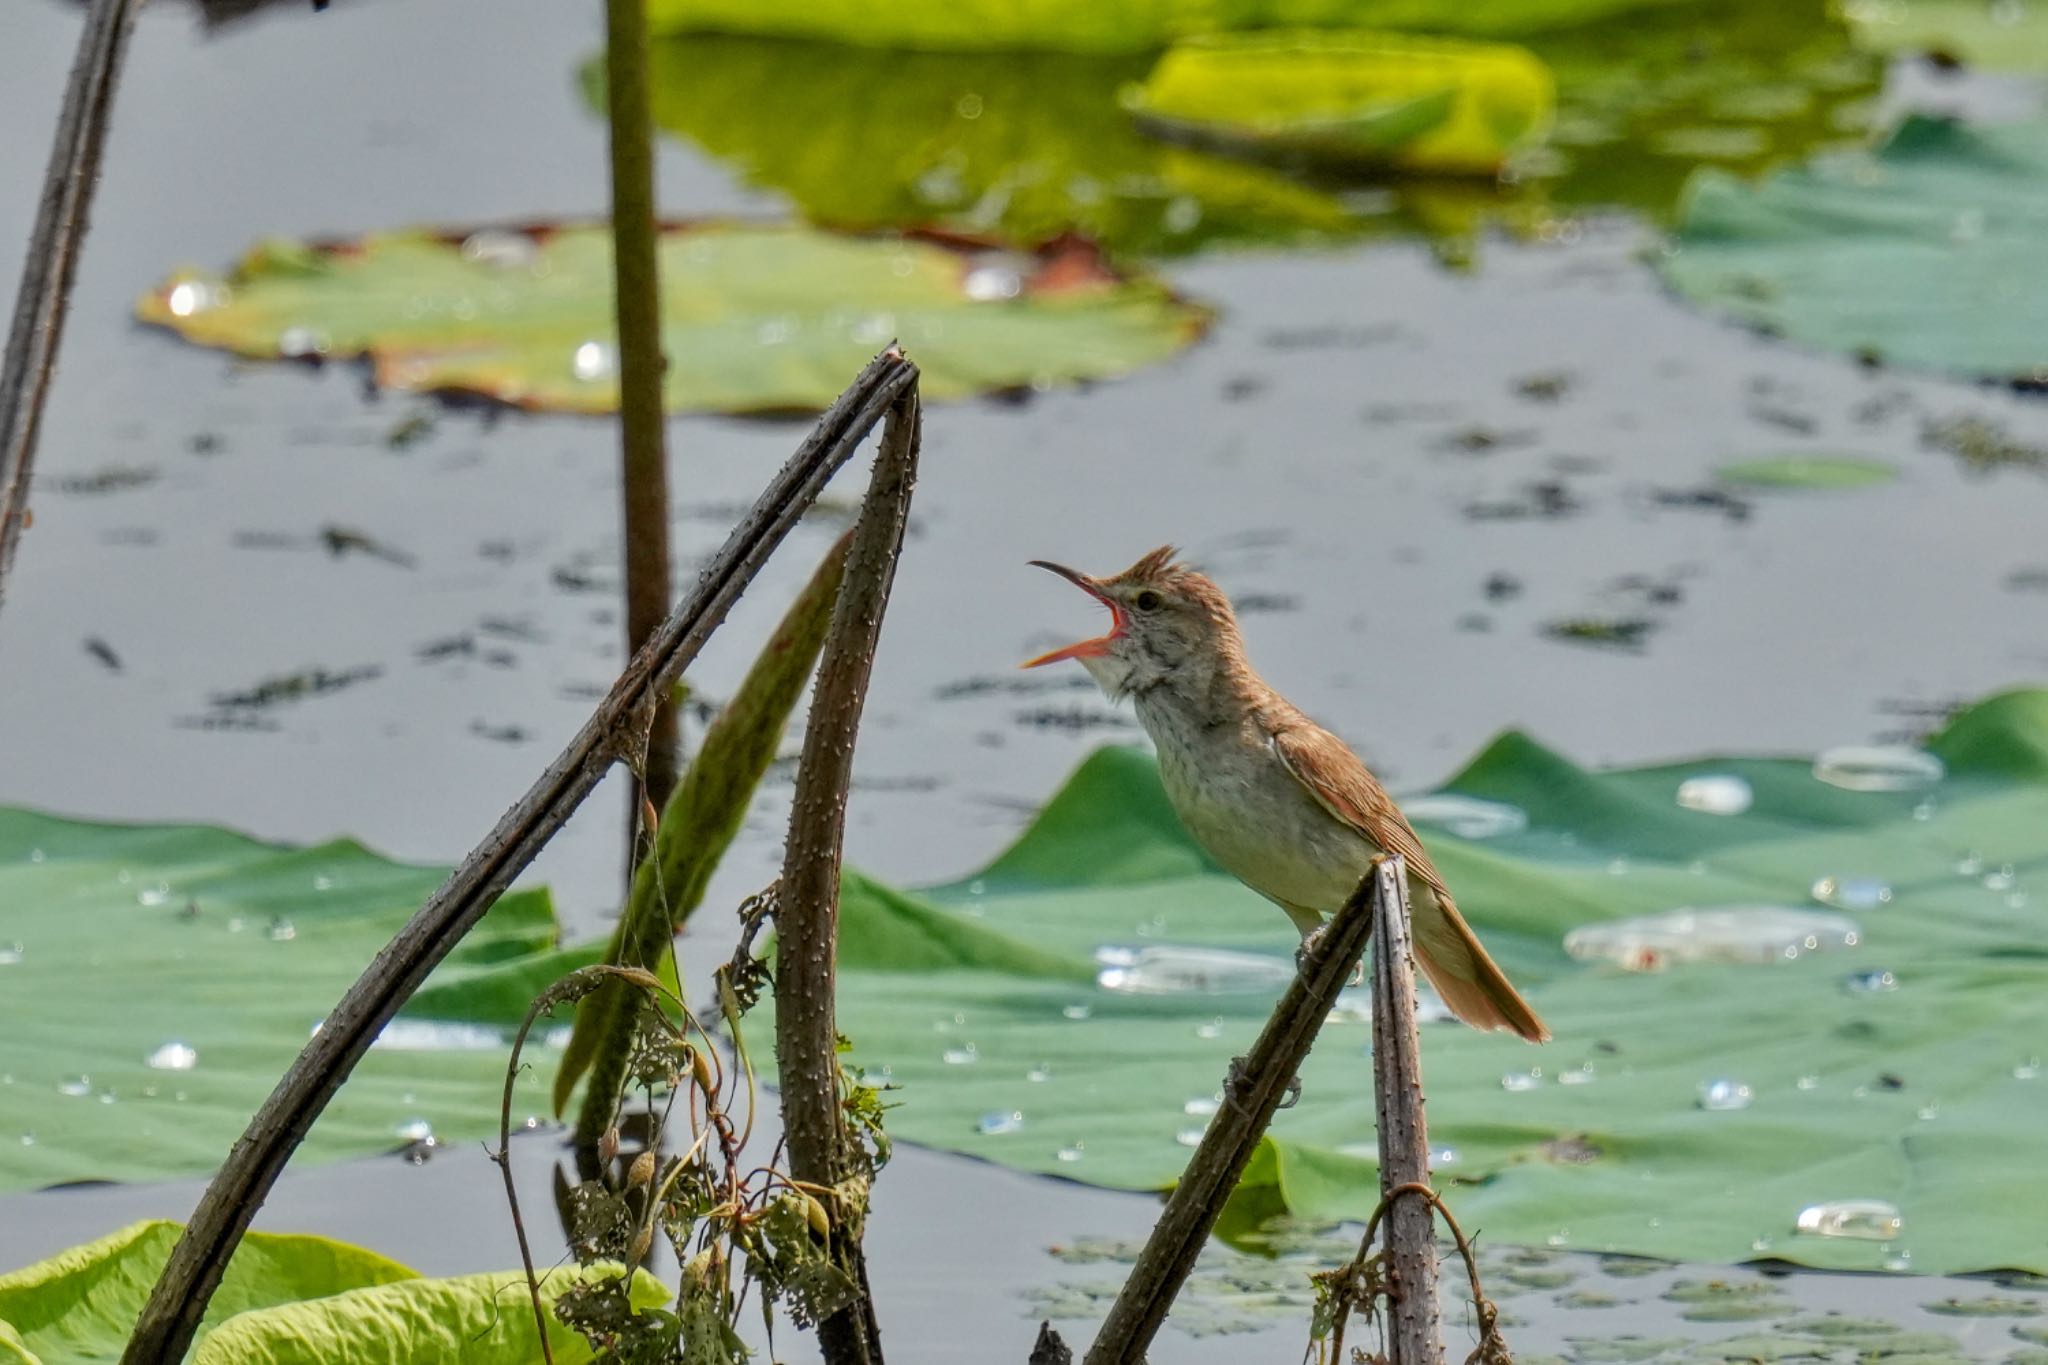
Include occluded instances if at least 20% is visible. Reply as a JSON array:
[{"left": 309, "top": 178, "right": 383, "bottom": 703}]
[{"left": 3, "top": 0, "right": 2047, "bottom": 1357}]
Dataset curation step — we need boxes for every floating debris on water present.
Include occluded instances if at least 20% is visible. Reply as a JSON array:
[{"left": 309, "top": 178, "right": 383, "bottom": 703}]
[
  {"left": 1094, "top": 943, "right": 1294, "bottom": 995},
  {"left": 1566, "top": 905, "right": 1859, "bottom": 969}
]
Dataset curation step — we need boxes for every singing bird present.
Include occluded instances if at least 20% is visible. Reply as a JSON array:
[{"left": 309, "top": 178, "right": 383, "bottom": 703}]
[{"left": 1023, "top": 546, "right": 1548, "bottom": 1042}]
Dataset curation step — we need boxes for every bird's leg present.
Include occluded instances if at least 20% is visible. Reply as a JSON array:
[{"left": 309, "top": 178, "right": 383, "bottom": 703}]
[
  {"left": 1295, "top": 918, "right": 1368, "bottom": 988},
  {"left": 1226, "top": 1055, "right": 1301, "bottom": 1114}
]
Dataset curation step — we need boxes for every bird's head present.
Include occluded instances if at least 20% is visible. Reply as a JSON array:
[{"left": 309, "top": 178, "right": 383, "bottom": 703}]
[{"left": 1022, "top": 546, "right": 1242, "bottom": 699}]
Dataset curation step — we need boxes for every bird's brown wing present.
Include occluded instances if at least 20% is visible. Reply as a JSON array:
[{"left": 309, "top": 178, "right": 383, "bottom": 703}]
[{"left": 1269, "top": 722, "right": 1550, "bottom": 1043}]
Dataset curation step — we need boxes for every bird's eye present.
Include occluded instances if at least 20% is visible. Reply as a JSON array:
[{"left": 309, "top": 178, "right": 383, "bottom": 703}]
[{"left": 1133, "top": 590, "right": 1162, "bottom": 612}]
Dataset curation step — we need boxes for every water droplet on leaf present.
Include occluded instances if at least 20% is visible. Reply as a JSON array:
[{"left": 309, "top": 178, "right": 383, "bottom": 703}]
[
  {"left": 976, "top": 1110, "right": 1024, "bottom": 1136},
  {"left": 146, "top": 1042, "right": 197, "bottom": 1071},
  {"left": 1812, "top": 745, "right": 1943, "bottom": 792},
  {"left": 1811, "top": 876, "right": 1891, "bottom": 910},
  {"left": 1677, "top": 774, "right": 1753, "bottom": 815},
  {"left": 1796, "top": 1199, "right": 1902, "bottom": 1240},
  {"left": 1698, "top": 1078, "right": 1754, "bottom": 1111}
]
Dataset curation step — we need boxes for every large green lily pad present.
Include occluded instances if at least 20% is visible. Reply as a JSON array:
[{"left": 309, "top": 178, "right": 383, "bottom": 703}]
[
  {"left": 628, "top": 0, "right": 1876, "bottom": 260},
  {"left": 1660, "top": 116, "right": 2048, "bottom": 383},
  {"left": 783, "top": 690, "right": 2048, "bottom": 1273},
  {"left": 0, "top": 810, "right": 593, "bottom": 1192},
  {"left": 644, "top": 0, "right": 1687, "bottom": 53},
  {"left": 138, "top": 224, "right": 1210, "bottom": 414},
  {"left": 0, "top": 1220, "right": 662, "bottom": 1365}
]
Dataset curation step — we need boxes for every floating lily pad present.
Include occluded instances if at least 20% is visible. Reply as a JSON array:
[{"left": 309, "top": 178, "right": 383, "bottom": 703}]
[
  {"left": 1570, "top": 1337, "right": 1693, "bottom": 1362},
  {"left": 1924, "top": 1297, "right": 2043, "bottom": 1318},
  {"left": 0, "top": 809, "right": 593, "bottom": 1191},
  {"left": 138, "top": 225, "right": 1210, "bottom": 415},
  {"left": 1859, "top": 1333, "right": 1976, "bottom": 1359},
  {"left": 1782, "top": 1316, "right": 1915, "bottom": 1340},
  {"left": 763, "top": 689, "right": 2048, "bottom": 1273},
  {"left": 1682, "top": 1300, "right": 1794, "bottom": 1323},
  {"left": 1661, "top": 117, "right": 2048, "bottom": 384},
  {"left": 643, "top": 0, "right": 1690, "bottom": 52},
  {"left": 1688, "top": 1334, "right": 1833, "bottom": 1362},
  {"left": 1715, "top": 457, "right": 1899, "bottom": 490},
  {"left": 1122, "top": 31, "right": 1553, "bottom": 176},
  {"left": 1600, "top": 1257, "right": 1670, "bottom": 1279},
  {"left": 0, "top": 1220, "right": 662, "bottom": 1364}
]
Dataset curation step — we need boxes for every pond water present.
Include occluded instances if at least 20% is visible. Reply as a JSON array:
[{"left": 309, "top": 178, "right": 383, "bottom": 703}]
[{"left": 2, "top": 0, "right": 2046, "bottom": 1357}]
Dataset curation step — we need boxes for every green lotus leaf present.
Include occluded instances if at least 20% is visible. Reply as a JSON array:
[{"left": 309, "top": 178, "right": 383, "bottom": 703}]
[
  {"left": 761, "top": 689, "right": 2048, "bottom": 1274},
  {"left": 138, "top": 224, "right": 1210, "bottom": 414},
  {"left": 1660, "top": 117, "right": 2048, "bottom": 383},
  {"left": 189, "top": 1266, "right": 665, "bottom": 1364},
  {"left": 0, "top": 1220, "right": 415, "bottom": 1363},
  {"left": 0, "top": 1220, "right": 665, "bottom": 1365},
  {"left": 0, "top": 810, "right": 595, "bottom": 1192}
]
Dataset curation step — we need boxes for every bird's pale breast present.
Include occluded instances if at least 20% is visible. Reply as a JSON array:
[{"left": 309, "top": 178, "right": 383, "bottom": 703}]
[{"left": 1141, "top": 700, "right": 1378, "bottom": 914}]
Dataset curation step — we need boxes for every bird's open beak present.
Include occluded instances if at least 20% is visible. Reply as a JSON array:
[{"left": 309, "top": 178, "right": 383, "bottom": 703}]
[{"left": 1022, "top": 560, "right": 1125, "bottom": 668}]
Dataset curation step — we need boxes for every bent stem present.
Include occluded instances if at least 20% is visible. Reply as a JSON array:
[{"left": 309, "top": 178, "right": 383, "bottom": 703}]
[
  {"left": 774, "top": 388, "right": 923, "bottom": 1365},
  {"left": 118, "top": 349, "right": 917, "bottom": 1365}
]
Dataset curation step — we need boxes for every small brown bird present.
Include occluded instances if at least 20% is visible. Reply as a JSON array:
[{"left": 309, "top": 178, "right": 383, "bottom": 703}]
[{"left": 1024, "top": 546, "right": 1548, "bottom": 1042}]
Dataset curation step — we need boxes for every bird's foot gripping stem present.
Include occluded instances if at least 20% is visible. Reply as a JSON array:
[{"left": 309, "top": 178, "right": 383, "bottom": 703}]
[
  {"left": 1227, "top": 1054, "right": 1301, "bottom": 1115},
  {"left": 1296, "top": 922, "right": 1367, "bottom": 988}
]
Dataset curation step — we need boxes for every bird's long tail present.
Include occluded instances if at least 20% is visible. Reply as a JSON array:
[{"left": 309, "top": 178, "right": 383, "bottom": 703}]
[{"left": 1407, "top": 877, "right": 1549, "bottom": 1042}]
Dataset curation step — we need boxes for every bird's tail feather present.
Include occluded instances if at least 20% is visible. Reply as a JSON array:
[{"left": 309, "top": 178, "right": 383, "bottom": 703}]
[{"left": 1407, "top": 879, "right": 1549, "bottom": 1043}]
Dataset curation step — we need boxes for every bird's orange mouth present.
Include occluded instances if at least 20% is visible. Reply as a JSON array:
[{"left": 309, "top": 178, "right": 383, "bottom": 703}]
[{"left": 1022, "top": 560, "right": 1124, "bottom": 667}]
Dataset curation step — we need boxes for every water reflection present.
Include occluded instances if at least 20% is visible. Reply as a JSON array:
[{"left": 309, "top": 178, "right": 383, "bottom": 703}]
[{"left": 624, "top": 1, "right": 1877, "bottom": 259}]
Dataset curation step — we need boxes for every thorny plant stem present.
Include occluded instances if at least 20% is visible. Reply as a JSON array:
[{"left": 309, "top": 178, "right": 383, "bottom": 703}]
[
  {"left": 603, "top": 0, "right": 681, "bottom": 872},
  {"left": 1369, "top": 856, "right": 1447, "bottom": 1365},
  {"left": 119, "top": 350, "right": 918, "bottom": 1365},
  {"left": 0, "top": 0, "right": 145, "bottom": 617},
  {"left": 568, "top": 533, "right": 853, "bottom": 1154},
  {"left": 1080, "top": 858, "right": 1401, "bottom": 1365},
  {"left": 773, "top": 390, "right": 922, "bottom": 1365}
]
